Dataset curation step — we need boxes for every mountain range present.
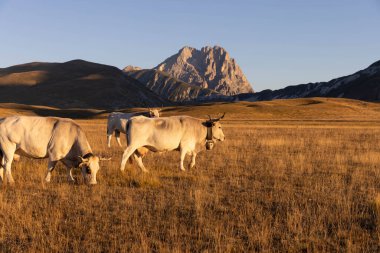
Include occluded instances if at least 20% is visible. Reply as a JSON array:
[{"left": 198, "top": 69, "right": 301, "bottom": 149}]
[
  {"left": 0, "top": 45, "right": 379, "bottom": 109},
  {"left": 154, "top": 46, "right": 253, "bottom": 95},
  {"left": 238, "top": 60, "right": 380, "bottom": 102},
  {"left": 123, "top": 45, "right": 252, "bottom": 102}
]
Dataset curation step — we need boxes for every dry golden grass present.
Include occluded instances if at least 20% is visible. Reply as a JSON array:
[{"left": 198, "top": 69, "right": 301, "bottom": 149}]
[{"left": 1, "top": 98, "right": 380, "bottom": 252}]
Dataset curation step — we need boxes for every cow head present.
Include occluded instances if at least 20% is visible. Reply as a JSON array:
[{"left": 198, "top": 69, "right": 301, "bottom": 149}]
[
  {"left": 148, "top": 108, "right": 161, "bottom": 118},
  {"left": 78, "top": 154, "right": 100, "bottom": 185},
  {"left": 203, "top": 113, "right": 226, "bottom": 144}
]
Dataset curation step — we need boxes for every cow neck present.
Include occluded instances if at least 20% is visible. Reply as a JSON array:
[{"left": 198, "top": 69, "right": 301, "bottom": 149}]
[
  {"left": 77, "top": 131, "right": 92, "bottom": 157},
  {"left": 206, "top": 126, "right": 213, "bottom": 141},
  {"left": 202, "top": 120, "right": 214, "bottom": 142}
]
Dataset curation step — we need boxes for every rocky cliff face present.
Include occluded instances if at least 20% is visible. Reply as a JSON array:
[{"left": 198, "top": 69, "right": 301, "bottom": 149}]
[
  {"left": 124, "top": 68, "right": 230, "bottom": 102},
  {"left": 155, "top": 46, "right": 253, "bottom": 95},
  {"left": 123, "top": 65, "right": 142, "bottom": 72}
]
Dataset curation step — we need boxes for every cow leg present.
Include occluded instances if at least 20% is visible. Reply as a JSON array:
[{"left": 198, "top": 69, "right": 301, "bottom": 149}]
[
  {"left": 4, "top": 161, "right": 14, "bottom": 184},
  {"left": 1, "top": 143, "right": 16, "bottom": 184},
  {"left": 179, "top": 149, "right": 187, "bottom": 171},
  {"left": 106, "top": 123, "right": 114, "bottom": 148},
  {"left": 67, "top": 168, "right": 75, "bottom": 183},
  {"left": 115, "top": 130, "right": 122, "bottom": 147},
  {"left": 61, "top": 159, "right": 75, "bottom": 183},
  {"left": 133, "top": 153, "right": 148, "bottom": 173},
  {"left": 107, "top": 134, "right": 112, "bottom": 148},
  {"left": 45, "top": 159, "right": 58, "bottom": 183},
  {"left": 189, "top": 151, "right": 197, "bottom": 169},
  {"left": 120, "top": 146, "right": 138, "bottom": 171},
  {"left": 0, "top": 154, "right": 19, "bottom": 183}
]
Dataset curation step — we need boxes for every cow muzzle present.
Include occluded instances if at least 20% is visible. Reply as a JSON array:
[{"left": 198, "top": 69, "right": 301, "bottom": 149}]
[
  {"left": 82, "top": 168, "right": 97, "bottom": 185},
  {"left": 87, "top": 174, "right": 97, "bottom": 185},
  {"left": 206, "top": 140, "right": 214, "bottom": 150}
]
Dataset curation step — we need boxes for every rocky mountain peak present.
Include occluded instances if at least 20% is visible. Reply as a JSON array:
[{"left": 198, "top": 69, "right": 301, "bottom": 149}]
[
  {"left": 155, "top": 45, "right": 253, "bottom": 95},
  {"left": 179, "top": 46, "right": 194, "bottom": 54},
  {"left": 123, "top": 65, "right": 142, "bottom": 72}
]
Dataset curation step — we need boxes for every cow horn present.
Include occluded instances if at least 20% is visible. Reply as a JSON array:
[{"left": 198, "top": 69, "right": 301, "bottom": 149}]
[
  {"left": 207, "top": 115, "right": 212, "bottom": 120},
  {"left": 78, "top": 156, "right": 89, "bottom": 163},
  {"left": 211, "top": 112, "right": 226, "bottom": 122}
]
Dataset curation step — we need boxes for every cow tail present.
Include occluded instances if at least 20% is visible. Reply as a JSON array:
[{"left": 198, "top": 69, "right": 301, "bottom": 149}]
[
  {"left": 126, "top": 120, "right": 133, "bottom": 164},
  {"left": 126, "top": 120, "right": 131, "bottom": 146}
]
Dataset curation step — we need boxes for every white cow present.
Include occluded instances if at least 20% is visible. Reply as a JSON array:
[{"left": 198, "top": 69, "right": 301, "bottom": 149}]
[
  {"left": 0, "top": 116, "right": 107, "bottom": 185},
  {"left": 106, "top": 109, "right": 160, "bottom": 147},
  {"left": 120, "top": 114, "right": 225, "bottom": 172}
]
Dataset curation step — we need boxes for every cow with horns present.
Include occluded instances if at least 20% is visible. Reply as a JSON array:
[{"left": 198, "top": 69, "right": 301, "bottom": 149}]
[
  {"left": 0, "top": 116, "right": 109, "bottom": 185},
  {"left": 120, "top": 113, "right": 226, "bottom": 172}
]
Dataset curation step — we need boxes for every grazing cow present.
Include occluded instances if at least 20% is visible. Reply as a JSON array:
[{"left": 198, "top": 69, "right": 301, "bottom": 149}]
[
  {"left": 106, "top": 108, "right": 161, "bottom": 147},
  {"left": 120, "top": 114, "right": 225, "bottom": 172},
  {"left": 0, "top": 116, "right": 108, "bottom": 185}
]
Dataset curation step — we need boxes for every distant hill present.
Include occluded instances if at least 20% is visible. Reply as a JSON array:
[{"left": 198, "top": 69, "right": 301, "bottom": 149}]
[
  {"left": 123, "top": 68, "right": 231, "bottom": 102},
  {"left": 2, "top": 98, "right": 380, "bottom": 122},
  {"left": 2, "top": 56, "right": 380, "bottom": 110},
  {"left": 238, "top": 60, "right": 380, "bottom": 102},
  {"left": 0, "top": 60, "right": 169, "bottom": 109},
  {"left": 154, "top": 46, "right": 253, "bottom": 95}
]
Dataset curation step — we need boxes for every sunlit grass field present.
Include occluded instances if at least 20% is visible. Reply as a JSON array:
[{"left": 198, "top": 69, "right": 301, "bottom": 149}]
[{"left": 1, "top": 98, "right": 380, "bottom": 252}]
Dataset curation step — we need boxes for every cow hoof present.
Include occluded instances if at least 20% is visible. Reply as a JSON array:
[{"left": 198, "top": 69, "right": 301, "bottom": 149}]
[{"left": 45, "top": 176, "right": 51, "bottom": 182}]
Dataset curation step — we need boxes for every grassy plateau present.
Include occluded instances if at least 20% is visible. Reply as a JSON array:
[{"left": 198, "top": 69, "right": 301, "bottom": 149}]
[{"left": 1, "top": 98, "right": 380, "bottom": 252}]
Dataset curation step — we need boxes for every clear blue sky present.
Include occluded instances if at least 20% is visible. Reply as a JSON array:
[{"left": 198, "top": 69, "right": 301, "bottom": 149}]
[{"left": 1, "top": 0, "right": 379, "bottom": 91}]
